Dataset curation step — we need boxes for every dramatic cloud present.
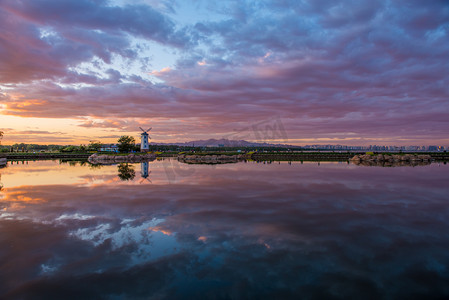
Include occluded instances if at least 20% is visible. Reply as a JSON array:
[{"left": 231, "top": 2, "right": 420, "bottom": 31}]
[{"left": 0, "top": 0, "right": 448, "bottom": 145}]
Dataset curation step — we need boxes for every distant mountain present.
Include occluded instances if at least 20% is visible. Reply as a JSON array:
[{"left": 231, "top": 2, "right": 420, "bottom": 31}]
[{"left": 150, "top": 138, "right": 297, "bottom": 148}]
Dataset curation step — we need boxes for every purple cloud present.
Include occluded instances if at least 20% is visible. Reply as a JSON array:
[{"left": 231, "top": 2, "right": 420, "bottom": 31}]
[{"left": 0, "top": 0, "right": 448, "bottom": 145}]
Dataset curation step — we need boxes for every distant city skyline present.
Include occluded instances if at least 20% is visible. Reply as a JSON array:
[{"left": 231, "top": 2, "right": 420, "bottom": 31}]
[
  {"left": 2, "top": 138, "right": 447, "bottom": 153},
  {"left": 1, "top": 1, "right": 448, "bottom": 146}
]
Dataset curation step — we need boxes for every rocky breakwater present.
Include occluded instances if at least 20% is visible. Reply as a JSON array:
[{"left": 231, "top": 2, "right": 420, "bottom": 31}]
[
  {"left": 351, "top": 154, "right": 432, "bottom": 167},
  {"left": 88, "top": 153, "right": 156, "bottom": 164},
  {"left": 0, "top": 157, "right": 6, "bottom": 166},
  {"left": 178, "top": 154, "right": 248, "bottom": 164}
]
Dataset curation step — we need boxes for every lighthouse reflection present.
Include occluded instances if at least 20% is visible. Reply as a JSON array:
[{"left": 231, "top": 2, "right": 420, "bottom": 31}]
[
  {"left": 116, "top": 162, "right": 152, "bottom": 183},
  {"left": 140, "top": 161, "right": 151, "bottom": 184},
  {"left": 141, "top": 162, "right": 149, "bottom": 178}
]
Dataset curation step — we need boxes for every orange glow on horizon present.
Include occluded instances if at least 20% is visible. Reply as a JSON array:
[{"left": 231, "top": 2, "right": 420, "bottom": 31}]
[{"left": 147, "top": 226, "right": 173, "bottom": 236}]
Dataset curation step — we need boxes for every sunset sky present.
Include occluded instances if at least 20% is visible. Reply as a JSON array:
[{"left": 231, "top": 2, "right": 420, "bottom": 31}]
[{"left": 0, "top": 0, "right": 448, "bottom": 146}]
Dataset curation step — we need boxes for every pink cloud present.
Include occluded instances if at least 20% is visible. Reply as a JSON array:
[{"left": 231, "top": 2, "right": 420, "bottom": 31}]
[{"left": 0, "top": 0, "right": 448, "bottom": 145}]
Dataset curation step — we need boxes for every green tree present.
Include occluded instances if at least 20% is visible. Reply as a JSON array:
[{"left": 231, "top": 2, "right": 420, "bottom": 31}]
[
  {"left": 117, "top": 136, "right": 135, "bottom": 153},
  {"left": 88, "top": 140, "right": 103, "bottom": 151},
  {"left": 117, "top": 163, "right": 135, "bottom": 181},
  {"left": 61, "top": 145, "right": 78, "bottom": 152}
]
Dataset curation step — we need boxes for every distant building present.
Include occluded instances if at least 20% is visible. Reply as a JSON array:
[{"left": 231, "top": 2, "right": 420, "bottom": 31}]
[
  {"left": 301, "top": 144, "right": 445, "bottom": 152},
  {"left": 100, "top": 144, "right": 118, "bottom": 152}
]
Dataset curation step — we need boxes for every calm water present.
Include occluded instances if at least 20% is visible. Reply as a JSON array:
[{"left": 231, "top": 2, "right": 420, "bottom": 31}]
[{"left": 1, "top": 159, "right": 449, "bottom": 299}]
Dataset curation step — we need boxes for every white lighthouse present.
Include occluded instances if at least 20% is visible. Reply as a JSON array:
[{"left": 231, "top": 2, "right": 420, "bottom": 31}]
[{"left": 139, "top": 127, "right": 151, "bottom": 152}]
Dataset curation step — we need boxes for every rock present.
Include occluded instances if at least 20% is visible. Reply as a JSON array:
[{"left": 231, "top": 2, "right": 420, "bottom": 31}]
[
  {"left": 384, "top": 155, "right": 393, "bottom": 161},
  {"left": 410, "top": 155, "right": 420, "bottom": 161},
  {"left": 178, "top": 154, "right": 248, "bottom": 164},
  {"left": 351, "top": 153, "right": 433, "bottom": 167},
  {"left": 418, "top": 155, "right": 432, "bottom": 161},
  {"left": 88, "top": 153, "right": 156, "bottom": 164}
]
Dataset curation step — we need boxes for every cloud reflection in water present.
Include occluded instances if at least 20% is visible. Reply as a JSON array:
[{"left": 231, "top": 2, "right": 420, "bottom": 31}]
[{"left": 1, "top": 160, "right": 449, "bottom": 299}]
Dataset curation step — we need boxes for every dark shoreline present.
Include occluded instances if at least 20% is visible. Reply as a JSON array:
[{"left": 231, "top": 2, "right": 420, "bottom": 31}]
[
  {"left": 2, "top": 152, "right": 449, "bottom": 162},
  {"left": 3, "top": 153, "right": 91, "bottom": 159}
]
